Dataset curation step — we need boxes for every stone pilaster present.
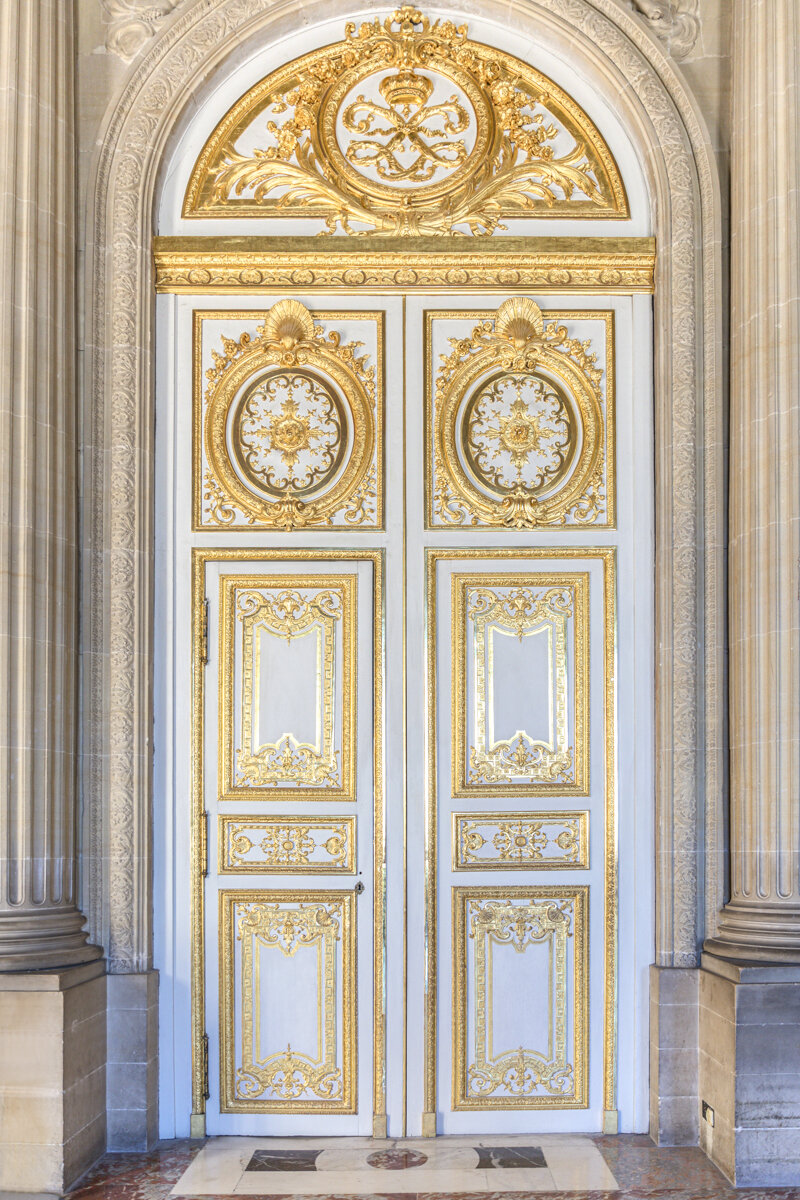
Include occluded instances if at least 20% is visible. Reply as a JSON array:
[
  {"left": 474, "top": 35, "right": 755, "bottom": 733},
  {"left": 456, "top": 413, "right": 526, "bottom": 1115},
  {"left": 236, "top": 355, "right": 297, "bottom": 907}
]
[
  {"left": 699, "top": 0, "right": 800, "bottom": 1186},
  {"left": 0, "top": 0, "right": 100, "bottom": 969},
  {"left": 706, "top": 0, "right": 800, "bottom": 962}
]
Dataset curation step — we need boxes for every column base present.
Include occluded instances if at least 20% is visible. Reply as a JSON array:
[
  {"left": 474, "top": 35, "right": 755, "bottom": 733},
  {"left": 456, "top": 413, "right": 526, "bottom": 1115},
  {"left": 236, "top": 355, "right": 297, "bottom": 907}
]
[
  {"left": 0, "top": 907, "right": 103, "bottom": 972},
  {"left": 698, "top": 952, "right": 800, "bottom": 1186},
  {"left": 649, "top": 965, "right": 699, "bottom": 1145},
  {"left": 0, "top": 961, "right": 106, "bottom": 1196},
  {"left": 705, "top": 900, "right": 800, "bottom": 963}
]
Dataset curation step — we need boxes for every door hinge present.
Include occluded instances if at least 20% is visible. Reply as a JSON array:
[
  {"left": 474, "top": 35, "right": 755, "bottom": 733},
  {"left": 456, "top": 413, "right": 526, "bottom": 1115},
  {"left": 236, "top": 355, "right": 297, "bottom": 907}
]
[
  {"left": 199, "top": 597, "right": 209, "bottom": 665},
  {"left": 200, "top": 811, "right": 209, "bottom": 877},
  {"left": 201, "top": 1032, "right": 210, "bottom": 1101}
]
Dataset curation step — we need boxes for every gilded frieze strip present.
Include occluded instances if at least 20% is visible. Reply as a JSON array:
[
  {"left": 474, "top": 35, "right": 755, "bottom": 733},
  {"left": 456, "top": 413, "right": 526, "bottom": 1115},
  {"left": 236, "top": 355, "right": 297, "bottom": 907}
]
[{"left": 154, "top": 237, "right": 656, "bottom": 294}]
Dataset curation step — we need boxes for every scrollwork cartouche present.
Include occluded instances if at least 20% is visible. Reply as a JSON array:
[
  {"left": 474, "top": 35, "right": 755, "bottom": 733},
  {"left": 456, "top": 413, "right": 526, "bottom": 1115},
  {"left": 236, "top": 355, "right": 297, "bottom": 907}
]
[
  {"left": 183, "top": 8, "right": 628, "bottom": 233},
  {"left": 429, "top": 299, "right": 611, "bottom": 529}
]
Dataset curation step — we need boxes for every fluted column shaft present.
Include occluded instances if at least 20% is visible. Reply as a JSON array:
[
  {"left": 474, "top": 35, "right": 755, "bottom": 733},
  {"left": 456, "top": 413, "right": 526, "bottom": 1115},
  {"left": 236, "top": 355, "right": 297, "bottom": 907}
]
[
  {"left": 0, "top": 0, "right": 99, "bottom": 968},
  {"left": 708, "top": 0, "right": 800, "bottom": 960}
]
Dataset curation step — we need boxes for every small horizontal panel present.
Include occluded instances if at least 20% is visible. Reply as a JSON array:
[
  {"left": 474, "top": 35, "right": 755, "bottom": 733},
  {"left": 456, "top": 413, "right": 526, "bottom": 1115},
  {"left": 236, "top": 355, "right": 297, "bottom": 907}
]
[
  {"left": 219, "top": 815, "right": 356, "bottom": 873},
  {"left": 452, "top": 885, "right": 588, "bottom": 1110},
  {"left": 220, "top": 889, "right": 356, "bottom": 1113},
  {"left": 453, "top": 811, "right": 588, "bottom": 870}
]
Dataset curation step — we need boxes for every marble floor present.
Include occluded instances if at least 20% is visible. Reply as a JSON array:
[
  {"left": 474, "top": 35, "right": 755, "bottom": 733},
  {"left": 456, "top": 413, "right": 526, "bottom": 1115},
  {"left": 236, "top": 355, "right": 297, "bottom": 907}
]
[{"left": 66, "top": 1134, "right": 800, "bottom": 1200}]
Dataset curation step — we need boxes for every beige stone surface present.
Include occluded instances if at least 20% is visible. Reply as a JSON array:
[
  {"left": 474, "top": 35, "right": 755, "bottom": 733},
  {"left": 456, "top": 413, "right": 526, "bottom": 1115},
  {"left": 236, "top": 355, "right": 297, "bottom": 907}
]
[
  {"left": 0, "top": 0, "right": 100, "bottom": 971},
  {"left": 0, "top": 966, "right": 106, "bottom": 1195}
]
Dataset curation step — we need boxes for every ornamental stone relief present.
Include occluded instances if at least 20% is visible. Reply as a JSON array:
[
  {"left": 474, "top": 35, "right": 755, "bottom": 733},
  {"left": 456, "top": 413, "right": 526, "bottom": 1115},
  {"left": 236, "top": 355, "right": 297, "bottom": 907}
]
[{"left": 183, "top": 7, "right": 629, "bottom": 233}]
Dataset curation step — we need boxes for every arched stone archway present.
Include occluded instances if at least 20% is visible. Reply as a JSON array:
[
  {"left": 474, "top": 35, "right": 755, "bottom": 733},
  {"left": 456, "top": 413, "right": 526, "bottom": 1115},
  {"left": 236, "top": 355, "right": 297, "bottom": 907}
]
[{"left": 81, "top": 0, "right": 724, "bottom": 1144}]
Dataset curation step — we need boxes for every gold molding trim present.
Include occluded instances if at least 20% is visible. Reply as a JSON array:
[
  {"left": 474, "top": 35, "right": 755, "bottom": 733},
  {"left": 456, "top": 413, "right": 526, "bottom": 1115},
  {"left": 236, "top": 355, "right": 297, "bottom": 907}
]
[
  {"left": 424, "top": 547, "right": 616, "bottom": 1119},
  {"left": 453, "top": 811, "right": 589, "bottom": 871},
  {"left": 182, "top": 8, "right": 628, "bottom": 233},
  {"left": 191, "top": 548, "right": 385, "bottom": 1121},
  {"left": 219, "top": 573, "right": 357, "bottom": 802},
  {"left": 155, "top": 237, "right": 655, "bottom": 294},
  {"left": 219, "top": 815, "right": 357, "bottom": 873},
  {"left": 219, "top": 888, "right": 356, "bottom": 1112},
  {"left": 452, "top": 885, "right": 588, "bottom": 1109}
]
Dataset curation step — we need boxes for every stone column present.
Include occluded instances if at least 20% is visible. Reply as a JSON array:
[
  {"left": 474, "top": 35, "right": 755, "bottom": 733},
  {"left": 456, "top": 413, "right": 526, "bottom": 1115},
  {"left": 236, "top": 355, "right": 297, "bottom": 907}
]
[
  {"left": 698, "top": 1, "right": 800, "bottom": 1186},
  {"left": 0, "top": 0, "right": 100, "bottom": 970},
  {"left": 706, "top": 0, "right": 800, "bottom": 965}
]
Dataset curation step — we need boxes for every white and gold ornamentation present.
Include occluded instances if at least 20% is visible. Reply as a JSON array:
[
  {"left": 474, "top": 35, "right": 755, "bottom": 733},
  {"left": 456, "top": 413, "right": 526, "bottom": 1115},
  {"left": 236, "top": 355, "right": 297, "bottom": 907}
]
[
  {"left": 183, "top": 9, "right": 628, "bottom": 233},
  {"left": 220, "top": 890, "right": 356, "bottom": 1112},
  {"left": 452, "top": 573, "right": 589, "bottom": 796},
  {"left": 194, "top": 302, "right": 383, "bottom": 530},
  {"left": 220, "top": 574, "right": 357, "bottom": 801},
  {"left": 427, "top": 300, "right": 614, "bottom": 528},
  {"left": 453, "top": 811, "right": 588, "bottom": 870},
  {"left": 452, "top": 887, "right": 587, "bottom": 1109},
  {"left": 220, "top": 815, "right": 356, "bottom": 873}
]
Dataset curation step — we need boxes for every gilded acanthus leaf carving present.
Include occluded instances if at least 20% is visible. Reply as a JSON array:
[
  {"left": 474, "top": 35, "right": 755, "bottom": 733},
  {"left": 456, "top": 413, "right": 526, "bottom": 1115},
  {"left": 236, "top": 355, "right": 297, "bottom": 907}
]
[{"left": 183, "top": 7, "right": 628, "bottom": 233}]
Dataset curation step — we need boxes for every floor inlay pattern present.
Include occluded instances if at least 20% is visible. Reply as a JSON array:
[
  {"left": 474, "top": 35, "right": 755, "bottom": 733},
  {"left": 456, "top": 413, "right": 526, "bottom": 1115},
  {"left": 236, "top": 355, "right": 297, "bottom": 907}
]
[
  {"left": 65, "top": 1134, "right": 800, "bottom": 1199},
  {"left": 170, "top": 1135, "right": 617, "bottom": 1195}
]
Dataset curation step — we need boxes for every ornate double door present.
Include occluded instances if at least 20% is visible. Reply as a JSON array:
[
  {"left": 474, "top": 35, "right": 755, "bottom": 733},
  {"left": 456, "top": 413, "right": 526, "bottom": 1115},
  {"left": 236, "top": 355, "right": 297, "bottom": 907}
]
[{"left": 178, "top": 270, "right": 653, "bottom": 1137}]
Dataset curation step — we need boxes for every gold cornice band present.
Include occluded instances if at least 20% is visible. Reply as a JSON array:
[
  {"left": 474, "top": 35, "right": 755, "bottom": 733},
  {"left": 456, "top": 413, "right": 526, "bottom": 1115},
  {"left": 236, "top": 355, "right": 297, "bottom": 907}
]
[{"left": 154, "top": 237, "right": 655, "bottom": 294}]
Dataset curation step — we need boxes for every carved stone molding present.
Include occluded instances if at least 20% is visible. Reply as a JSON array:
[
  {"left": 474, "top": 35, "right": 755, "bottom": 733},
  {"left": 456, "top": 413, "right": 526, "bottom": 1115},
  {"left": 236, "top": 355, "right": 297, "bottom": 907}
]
[
  {"left": 83, "top": 0, "right": 723, "bottom": 973},
  {"left": 101, "top": 0, "right": 186, "bottom": 61},
  {"left": 626, "top": 0, "right": 700, "bottom": 60}
]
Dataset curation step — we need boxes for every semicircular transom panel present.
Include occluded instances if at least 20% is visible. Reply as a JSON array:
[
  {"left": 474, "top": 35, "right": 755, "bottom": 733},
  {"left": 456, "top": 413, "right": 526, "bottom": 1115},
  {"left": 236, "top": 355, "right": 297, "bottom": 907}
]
[{"left": 183, "top": 7, "right": 629, "bottom": 234}]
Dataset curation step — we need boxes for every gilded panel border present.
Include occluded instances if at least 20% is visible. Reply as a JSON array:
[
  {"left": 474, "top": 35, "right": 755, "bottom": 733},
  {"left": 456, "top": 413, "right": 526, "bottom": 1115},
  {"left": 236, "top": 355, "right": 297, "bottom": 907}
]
[
  {"left": 452, "top": 885, "right": 589, "bottom": 1109},
  {"left": 451, "top": 571, "right": 590, "bottom": 797},
  {"left": 424, "top": 547, "right": 616, "bottom": 1120},
  {"left": 155, "top": 236, "right": 656, "bottom": 294},
  {"left": 192, "top": 308, "right": 385, "bottom": 532},
  {"left": 453, "top": 811, "right": 589, "bottom": 871},
  {"left": 219, "top": 572, "right": 357, "bottom": 802},
  {"left": 191, "top": 548, "right": 385, "bottom": 1122},
  {"left": 219, "top": 887, "right": 357, "bottom": 1112}
]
